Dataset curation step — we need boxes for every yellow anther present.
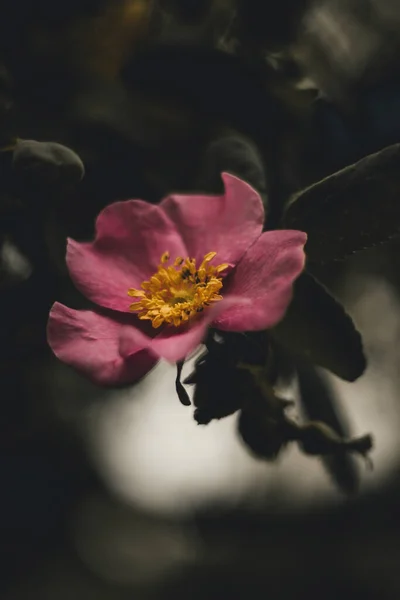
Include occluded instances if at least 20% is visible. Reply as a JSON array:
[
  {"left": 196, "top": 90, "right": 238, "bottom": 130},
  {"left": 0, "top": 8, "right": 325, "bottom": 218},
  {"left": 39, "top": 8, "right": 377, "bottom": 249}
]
[{"left": 128, "top": 251, "right": 226, "bottom": 328}]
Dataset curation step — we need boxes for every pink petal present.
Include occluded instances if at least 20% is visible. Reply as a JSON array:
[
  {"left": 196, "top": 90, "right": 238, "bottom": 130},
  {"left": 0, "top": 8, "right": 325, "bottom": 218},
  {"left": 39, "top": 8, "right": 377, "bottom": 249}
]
[
  {"left": 47, "top": 302, "right": 157, "bottom": 386},
  {"left": 119, "top": 321, "right": 210, "bottom": 363},
  {"left": 119, "top": 297, "right": 242, "bottom": 363},
  {"left": 66, "top": 200, "right": 187, "bottom": 312},
  {"left": 160, "top": 173, "right": 264, "bottom": 266},
  {"left": 213, "top": 230, "right": 307, "bottom": 331}
]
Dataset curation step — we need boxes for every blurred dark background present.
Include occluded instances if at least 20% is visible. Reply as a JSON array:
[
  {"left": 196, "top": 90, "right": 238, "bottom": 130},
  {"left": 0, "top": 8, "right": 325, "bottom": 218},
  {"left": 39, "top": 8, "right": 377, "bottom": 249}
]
[{"left": 2, "top": 0, "right": 400, "bottom": 598}]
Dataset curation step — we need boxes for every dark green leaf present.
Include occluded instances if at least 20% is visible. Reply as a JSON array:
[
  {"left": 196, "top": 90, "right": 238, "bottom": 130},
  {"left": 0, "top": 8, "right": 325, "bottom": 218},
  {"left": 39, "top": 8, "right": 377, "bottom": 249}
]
[
  {"left": 238, "top": 408, "right": 287, "bottom": 461},
  {"left": 192, "top": 366, "right": 245, "bottom": 425},
  {"left": 237, "top": 366, "right": 295, "bottom": 461},
  {"left": 294, "top": 422, "right": 373, "bottom": 462},
  {"left": 185, "top": 333, "right": 264, "bottom": 425},
  {"left": 271, "top": 272, "right": 366, "bottom": 381},
  {"left": 283, "top": 144, "right": 400, "bottom": 263}
]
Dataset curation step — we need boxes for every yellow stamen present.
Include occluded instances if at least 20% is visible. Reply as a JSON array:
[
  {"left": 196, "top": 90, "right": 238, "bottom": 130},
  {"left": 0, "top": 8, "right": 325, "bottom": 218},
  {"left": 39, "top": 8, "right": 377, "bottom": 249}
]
[{"left": 128, "top": 252, "right": 229, "bottom": 329}]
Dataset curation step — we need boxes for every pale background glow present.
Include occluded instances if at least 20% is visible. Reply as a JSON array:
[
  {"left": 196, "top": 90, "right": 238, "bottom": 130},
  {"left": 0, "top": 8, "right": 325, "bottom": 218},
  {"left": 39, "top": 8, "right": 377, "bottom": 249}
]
[
  {"left": 34, "top": 271, "right": 400, "bottom": 519},
  {"left": 21, "top": 263, "right": 400, "bottom": 591}
]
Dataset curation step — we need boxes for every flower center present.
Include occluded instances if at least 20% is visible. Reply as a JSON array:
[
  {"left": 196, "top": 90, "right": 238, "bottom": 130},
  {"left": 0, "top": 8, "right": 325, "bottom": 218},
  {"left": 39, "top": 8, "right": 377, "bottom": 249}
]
[{"left": 128, "top": 251, "right": 229, "bottom": 328}]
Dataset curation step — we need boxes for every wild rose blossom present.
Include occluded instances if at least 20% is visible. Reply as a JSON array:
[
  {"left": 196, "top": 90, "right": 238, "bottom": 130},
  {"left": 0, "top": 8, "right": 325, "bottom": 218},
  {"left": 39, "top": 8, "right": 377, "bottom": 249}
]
[{"left": 47, "top": 173, "right": 307, "bottom": 385}]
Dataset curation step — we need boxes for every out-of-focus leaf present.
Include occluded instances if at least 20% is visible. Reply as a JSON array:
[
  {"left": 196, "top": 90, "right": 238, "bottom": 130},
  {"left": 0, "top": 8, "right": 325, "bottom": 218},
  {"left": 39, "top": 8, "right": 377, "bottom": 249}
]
[
  {"left": 196, "top": 132, "right": 268, "bottom": 211},
  {"left": 162, "top": 0, "right": 213, "bottom": 22},
  {"left": 271, "top": 272, "right": 366, "bottom": 381},
  {"left": 13, "top": 140, "right": 85, "bottom": 188},
  {"left": 283, "top": 144, "right": 400, "bottom": 263},
  {"left": 122, "top": 44, "right": 282, "bottom": 141},
  {"left": 296, "top": 362, "right": 359, "bottom": 495},
  {"left": 236, "top": 0, "right": 310, "bottom": 49},
  {"left": 0, "top": 238, "right": 32, "bottom": 289}
]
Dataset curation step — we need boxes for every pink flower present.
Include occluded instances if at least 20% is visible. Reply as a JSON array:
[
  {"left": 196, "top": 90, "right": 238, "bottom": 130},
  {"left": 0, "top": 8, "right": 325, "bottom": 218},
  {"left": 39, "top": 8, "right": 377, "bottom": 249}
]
[{"left": 47, "top": 173, "right": 307, "bottom": 386}]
